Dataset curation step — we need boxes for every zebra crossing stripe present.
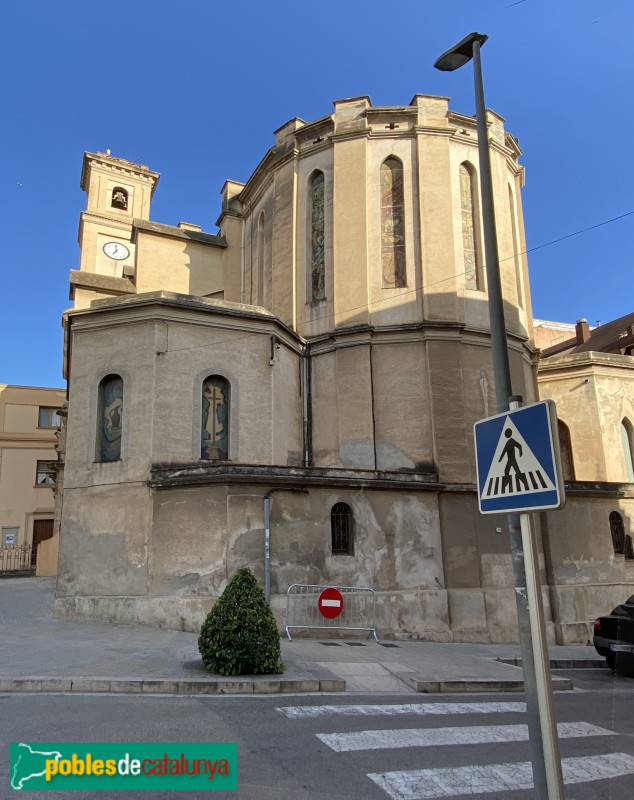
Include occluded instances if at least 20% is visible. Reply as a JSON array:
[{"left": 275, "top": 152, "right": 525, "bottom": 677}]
[
  {"left": 316, "top": 721, "right": 612, "bottom": 752},
  {"left": 368, "top": 752, "right": 634, "bottom": 800},
  {"left": 276, "top": 701, "right": 527, "bottom": 719}
]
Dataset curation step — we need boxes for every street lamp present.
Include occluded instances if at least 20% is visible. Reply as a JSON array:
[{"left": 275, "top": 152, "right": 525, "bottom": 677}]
[
  {"left": 435, "top": 32, "right": 510, "bottom": 411},
  {"left": 434, "top": 34, "right": 565, "bottom": 800}
]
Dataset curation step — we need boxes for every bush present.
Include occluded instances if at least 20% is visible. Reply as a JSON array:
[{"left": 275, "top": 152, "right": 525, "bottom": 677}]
[{"left": 198, "top": 568, "right": 283, "bottom": 676}]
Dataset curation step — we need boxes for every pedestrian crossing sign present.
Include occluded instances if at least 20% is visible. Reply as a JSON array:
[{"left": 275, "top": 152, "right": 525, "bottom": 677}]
[{"left": 474, "top": 400, "right": 565, "bottom": 514}]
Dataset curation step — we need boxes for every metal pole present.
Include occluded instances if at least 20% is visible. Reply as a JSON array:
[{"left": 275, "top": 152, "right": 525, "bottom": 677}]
[
  {"left": 473, "top": 41, "right": 564, "bottom": 800},
  {"left": 519, "top": 510, "right": 566, "bottom": 798},
  {"left": 264, "top": 495, "right": 271, "bottom": 604}
]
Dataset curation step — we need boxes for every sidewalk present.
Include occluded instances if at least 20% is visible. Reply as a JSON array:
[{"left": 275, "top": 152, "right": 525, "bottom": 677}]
[{"left": 0, "top": 577, "right": 602, "bottom": 695}]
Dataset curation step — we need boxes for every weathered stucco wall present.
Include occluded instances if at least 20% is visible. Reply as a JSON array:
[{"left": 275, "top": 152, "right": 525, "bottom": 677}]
[{"left": 541, "top": 494, "right": 634, "bottom": 644}]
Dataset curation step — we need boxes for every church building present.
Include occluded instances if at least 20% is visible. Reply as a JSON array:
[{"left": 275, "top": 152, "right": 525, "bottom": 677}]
[{"left": 53, "top": 94, "right": 633, "bottom": 643}]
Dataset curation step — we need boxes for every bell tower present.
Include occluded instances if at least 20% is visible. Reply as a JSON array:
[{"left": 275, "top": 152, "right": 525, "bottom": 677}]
[{"left": 70, "top": 152, "right": 159, "bottom": 308}]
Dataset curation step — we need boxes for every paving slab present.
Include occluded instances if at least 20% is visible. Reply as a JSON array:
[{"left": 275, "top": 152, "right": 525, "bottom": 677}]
[{"left": 0, "top": 577, "right": 599, "bottom": 695}]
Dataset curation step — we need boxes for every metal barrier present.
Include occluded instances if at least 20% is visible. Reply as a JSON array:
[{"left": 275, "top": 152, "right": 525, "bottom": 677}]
[
  {"left": 285, "top": 583, "right": 379, "bottom": 642},
  {"left": 0, "top": 544, "right": 33, "bottom": 573}
]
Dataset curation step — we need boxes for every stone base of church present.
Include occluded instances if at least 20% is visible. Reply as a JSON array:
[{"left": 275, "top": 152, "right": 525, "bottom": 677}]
[{"left": 53, "top": 585, "right": 530, "bottom": 643}]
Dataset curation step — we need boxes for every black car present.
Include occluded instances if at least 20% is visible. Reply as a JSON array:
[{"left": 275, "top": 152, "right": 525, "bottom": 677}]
[{"left": 593, "top": 594, "right": 634, "bottom": 677}]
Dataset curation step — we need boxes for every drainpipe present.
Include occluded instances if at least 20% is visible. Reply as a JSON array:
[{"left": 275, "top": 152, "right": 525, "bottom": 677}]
[
  {"left": 301, "top": 347, "right": 312, "bottom": 467},
  {"left": 263, "top": 487, "right": 308, "bottom": 604}
]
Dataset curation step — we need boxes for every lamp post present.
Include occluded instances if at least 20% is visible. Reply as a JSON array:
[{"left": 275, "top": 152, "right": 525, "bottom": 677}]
[{"left": 435, "top": 34, "right": 565, "bottom": 800}]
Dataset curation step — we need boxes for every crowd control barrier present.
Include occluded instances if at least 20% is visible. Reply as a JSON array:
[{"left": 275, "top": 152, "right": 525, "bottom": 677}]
[{"left": 285, "top": 583, "right": 379, "bottom": 642}]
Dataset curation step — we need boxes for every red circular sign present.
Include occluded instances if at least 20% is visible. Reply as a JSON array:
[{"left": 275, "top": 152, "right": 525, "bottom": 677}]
[{"left": 318, "top": 587, "right": 344, "bottom": 619}]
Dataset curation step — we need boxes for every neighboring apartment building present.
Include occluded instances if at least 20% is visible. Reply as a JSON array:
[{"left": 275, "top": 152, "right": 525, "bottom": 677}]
[
  {"left": 535, "top": 315, "right": 634, "bottom": 641},
  {"left": 0, "top": 384, "right": 65, "bottom": 575}
]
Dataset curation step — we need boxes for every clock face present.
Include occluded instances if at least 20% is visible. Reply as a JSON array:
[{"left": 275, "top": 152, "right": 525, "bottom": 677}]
[{"left": 103, "top": 241, "right": 130, "bottom": 261}]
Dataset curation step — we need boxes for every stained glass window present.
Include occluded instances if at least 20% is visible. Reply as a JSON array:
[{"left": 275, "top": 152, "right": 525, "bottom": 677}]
[
  {"left": 380, "top": 158, "right": 406, "bottom": 288},
  {"left": 460, "top": 164, "right": 480, "bottom": 290},
  {"left": 98, "top": 375, "right": 123, "bottom": 462},
  {"left": 331, "top": 502, "right": 354, "bottom": 555},
  {"left": 310, "top": 172, "right": 325, "bottom": 301},
  {"left": 201, "top": 376, "right": 229, "bottom": 460}
]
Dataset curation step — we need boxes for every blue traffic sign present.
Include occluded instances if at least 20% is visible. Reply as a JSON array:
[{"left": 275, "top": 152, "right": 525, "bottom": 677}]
[{"left": 474, "top": 400, "right": 565, "bottom": 514}]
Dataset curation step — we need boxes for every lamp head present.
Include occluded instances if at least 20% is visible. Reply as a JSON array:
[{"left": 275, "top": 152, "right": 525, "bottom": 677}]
[{"left": 434, "top": 32, "right": 488, "bottom": 71}]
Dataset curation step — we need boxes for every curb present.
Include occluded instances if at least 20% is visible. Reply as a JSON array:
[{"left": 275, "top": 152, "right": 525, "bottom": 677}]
[
  {"left": 399, "top": 675, "right": 574, "bottom": 693},
  {"left": 0, "top": 677, "right": 345, "bottom": 695},
  {"left": 497, "top": 658, "right": 607, "bottom": 670}
]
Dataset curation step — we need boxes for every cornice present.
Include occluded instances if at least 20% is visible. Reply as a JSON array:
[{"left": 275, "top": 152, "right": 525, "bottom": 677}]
[
  {"left": 237, "top": 171, "right": 275, "bottom": 216},
  {"left": 232, "top": 148, "right": 276, "bottom": 208},
  {"left": 0, "top": 433, "right": 58, "bottom": 446},
  {"left": 306, "top": 320, "right": 530, "bottom": 356},
  {"left": 563, "top": 480, "right": 634, "bottom": 499},
  {"left": 80, "top": 211, "right": 134, "bottom": 231},
  {"left": 81, "top": 152, "right": 160, "bottom": 195},
  {"left": 538, "top": 351, "right": 634, "bottom": 375},
  {"left": 130, "top": 219, "right": 226, "bottom": 247},
  {"left": 490, "top": 138, "right": 519, "bottom": 160},
  {"left": 68, "top": 291, "right": 304, "bottom": 352},
  {"left": 148, "top": 462, "right": 439, "bottom": 491},
  {"left": 294, "top": 115, "right": 335, "bottom": 144},
  {"left": 69, "top": 270, "right": 135, "bottom": 296}
]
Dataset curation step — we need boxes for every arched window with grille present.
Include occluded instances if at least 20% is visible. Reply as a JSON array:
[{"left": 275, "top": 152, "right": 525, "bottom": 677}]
[
  {"left": 330, "top": 502, "right": 354, "bottom": 555},
  {"left": 309, "top": 171, "right": 325, "bottom": 301},
  {"left": 380, "top": 157, "right": 406, "bottom": 288},
  {"left": 557, "top": 419, "right": 575, "bottom": 481},
  {"left": 97, "top": 374, "right": 123, "bottom": 462},
  {"left": 459, "top": 163, "right": 482, "bottom": 291},
  {"left": 201, "top": 375, "right": 230, "bottom": 460},
  {"left": 621, "top": 418, "right": 634, "bottom": 481},
  {"left": 610, "top": 511, "right": 625, "bottom": 555}
]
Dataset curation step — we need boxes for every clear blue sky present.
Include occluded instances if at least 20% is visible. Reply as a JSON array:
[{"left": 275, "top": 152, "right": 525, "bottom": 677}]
[{"left": 1, "top": 1, "right": 631, "bottom": 388}]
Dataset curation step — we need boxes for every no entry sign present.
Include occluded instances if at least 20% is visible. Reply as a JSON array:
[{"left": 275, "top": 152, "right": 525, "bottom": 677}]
[{"left": 318, "top": 587, "right": 344, "bottom": 619}]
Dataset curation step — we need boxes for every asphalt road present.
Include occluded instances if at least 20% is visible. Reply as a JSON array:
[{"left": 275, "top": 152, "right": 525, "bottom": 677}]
[{"left": 2, "top": 679, "right": 633, "bottom": 800}]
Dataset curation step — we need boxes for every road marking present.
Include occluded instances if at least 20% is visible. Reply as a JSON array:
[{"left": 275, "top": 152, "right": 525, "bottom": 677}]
[
  {"left": 316, "top": 722, "right": 613, "bottom": 752},
  {"left": 369, "top": 752, "right": 634, "bottom": 800},
  {"left": 276, "top": 701, "right": 527, "bottom": 719}
]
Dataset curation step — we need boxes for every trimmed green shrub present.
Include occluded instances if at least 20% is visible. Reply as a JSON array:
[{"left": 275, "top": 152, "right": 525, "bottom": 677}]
[{"left": 198, "top": 567, "right": 283, "bottom": 676}]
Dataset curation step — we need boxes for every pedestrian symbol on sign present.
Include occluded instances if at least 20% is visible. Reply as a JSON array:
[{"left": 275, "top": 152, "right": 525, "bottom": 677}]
[
  {"left": 474, "top": 401, "right": 564, "bottom": 514},
  {"left": 482, "top": 417, "right": 556, "bottom": 500},
  {"left": 500, "top": 427, "right": 527, "bottom": 492}
]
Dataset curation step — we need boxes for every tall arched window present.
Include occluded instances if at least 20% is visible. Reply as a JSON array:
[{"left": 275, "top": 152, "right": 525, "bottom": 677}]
[
  {"left": 201, "top": 376, "right": 230, "bottom": 460},
  {"left": 331, "top": 502, "right": 354, "bottom": 555},
  {"left": 97, "top": 374, "right": 123, "bottom": 462},
  {"left": 255, "top": 211, "right": 265, "bottom": 305},
  {"left": 621, "top": 418, "right": 634, "bottom": 481},
  {"left": 460, "top": 163, "right": 481, "bottom": 291},
  {"left": 111, "top": 187, "right": 128, "bottom": 210},
  {"left": 557, "top": 419, "right": 575, "bottom": 481},
  {"left": 310, "top": 171, "right": 325, "bottom": 301},
  {"left": 610, "top": 511, "right": 625, "bottom": 555},
  {"left": 380, "top": 157, "right": 406, "bottom": 288},
  {"left": 508, "top": 185, "right": 524, "bottom": 308}
]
